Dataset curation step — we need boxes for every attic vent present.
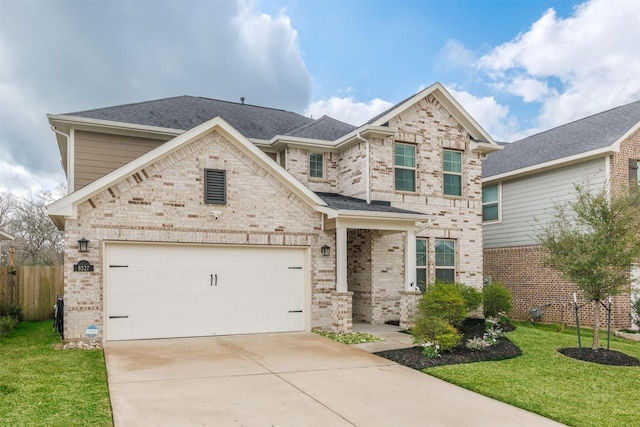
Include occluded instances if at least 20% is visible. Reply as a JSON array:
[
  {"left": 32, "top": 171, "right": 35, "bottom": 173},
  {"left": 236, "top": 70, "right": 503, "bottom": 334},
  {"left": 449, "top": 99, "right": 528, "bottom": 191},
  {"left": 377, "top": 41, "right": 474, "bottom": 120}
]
[{"left": 204, "top": 169, "right": 226, "bottom": 205}]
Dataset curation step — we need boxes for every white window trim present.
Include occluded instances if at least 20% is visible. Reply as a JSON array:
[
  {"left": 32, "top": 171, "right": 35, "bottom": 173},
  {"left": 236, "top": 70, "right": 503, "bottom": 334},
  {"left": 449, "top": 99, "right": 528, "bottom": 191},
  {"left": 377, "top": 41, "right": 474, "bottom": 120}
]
[
  {"left": 443, "top": 149, "right": 462, "bottom": 197},
  {"left": 416, "top": 237, "right": 428, "bottom": 291},
  {"left": 394, "top": 142, "right": 417, "bottom": 192},
  {"left": 435, "top": 238, "right": 456, "bottom": 282},
  {"left": 309, "top": 152, "right": 325, "bottom": 180},
  {"left": 482, "top": 183, "right": 502, "bottom": 224}
]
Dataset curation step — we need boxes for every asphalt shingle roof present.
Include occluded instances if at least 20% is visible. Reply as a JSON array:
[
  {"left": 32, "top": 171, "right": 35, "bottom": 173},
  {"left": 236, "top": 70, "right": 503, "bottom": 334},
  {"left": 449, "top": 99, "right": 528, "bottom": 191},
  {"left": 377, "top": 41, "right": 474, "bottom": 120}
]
[
  {"left": 286, "top": 115, "right": 356, "bottom": 140},
  {"left": 315, "top": 192, "right": 424, "bottom": 215},
  {"left": 483, "top": 100, "right": 640, "bottom": 178},
  {"left": 65, "top": 96, "right": 319, "bottom": 141}
]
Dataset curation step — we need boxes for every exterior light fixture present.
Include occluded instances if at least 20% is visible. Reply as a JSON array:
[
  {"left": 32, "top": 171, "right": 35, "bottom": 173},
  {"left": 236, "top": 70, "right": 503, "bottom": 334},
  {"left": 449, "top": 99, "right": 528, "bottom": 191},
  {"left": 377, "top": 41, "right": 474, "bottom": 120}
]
[
  {"left": 78, "top": 237, "right": 89, "bottom": 253},
  {"left": 321, "top": 245, "right": 330, "bottom": 257}
]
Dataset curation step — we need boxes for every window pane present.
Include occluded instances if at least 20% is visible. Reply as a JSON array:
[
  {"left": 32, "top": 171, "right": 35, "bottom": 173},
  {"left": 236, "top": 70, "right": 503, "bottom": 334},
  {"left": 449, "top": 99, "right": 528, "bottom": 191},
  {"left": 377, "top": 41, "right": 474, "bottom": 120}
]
[
  {"left": 483, "top": 204, "right": 499, "bottom": 221},
  {"left": 443, "top": 174, "right": 461, "bottom": 196},
  {"left": 435, "top": 240, "right": 455, "bottom": 267},
  {"left": 436, "top": 269, "right": 455, "bottom": 283},
  {"left": 443, "top": 151, "right": 461, "bottom": 173},
  {"left": 395, "top": 169, "right": 415, "bottom": 192},
  {"left": 482, "top": 185, "right": 498, "bottom": 203},
  {"left": 395, "top": 144, "right": 416, "bottom": 167},
  {"left": 416, "top": 239, "right": 427, "bottom": 266},
  {"left": 310, "top": 153, "right": 323, "bottom": 178},
  {"left": 416, "top": 269, "right": 427, "bottom": 292}
]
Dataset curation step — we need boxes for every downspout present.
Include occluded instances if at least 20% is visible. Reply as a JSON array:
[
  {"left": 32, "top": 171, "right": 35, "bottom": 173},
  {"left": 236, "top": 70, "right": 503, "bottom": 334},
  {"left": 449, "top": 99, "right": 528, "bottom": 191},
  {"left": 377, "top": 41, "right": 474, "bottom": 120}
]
[
  {"left": 355, "top": 133, "right": 370, "bottom": 204},
  {"left": 51, "top": 125, "right": 73, "bottom": 193}
]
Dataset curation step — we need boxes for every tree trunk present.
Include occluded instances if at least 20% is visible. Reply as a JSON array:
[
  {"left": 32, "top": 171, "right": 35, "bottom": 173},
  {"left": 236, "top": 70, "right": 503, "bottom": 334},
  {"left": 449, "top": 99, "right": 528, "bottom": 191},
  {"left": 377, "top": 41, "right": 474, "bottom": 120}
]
[{"left": 592, "top": 300, "right": 600, "bottom": 350}]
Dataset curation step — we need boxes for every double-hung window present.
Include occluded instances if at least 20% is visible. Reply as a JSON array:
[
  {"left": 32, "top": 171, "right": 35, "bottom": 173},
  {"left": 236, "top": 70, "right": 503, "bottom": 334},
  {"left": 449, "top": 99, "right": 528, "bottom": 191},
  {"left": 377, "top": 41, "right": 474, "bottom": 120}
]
[
  {"left": 435, "top": 239, "right": 455, "bottom": 282},
  {"left": 443, "top": 150, "right": 462, "bottom": 196},
  {"left": 395, "top": 143, "right": 416, "bottom": 192},
  {"left": 416, "top": 238, "right": 427, "bottom": 292},
  {"left": 482, "top": 184, "right": 500, "bottom": 222},
  {"left": 310, "top": 153, "right": 324, "bottom": 179},
  {"left": 631, "top": 159, "right": 639, "bottom": 184}
]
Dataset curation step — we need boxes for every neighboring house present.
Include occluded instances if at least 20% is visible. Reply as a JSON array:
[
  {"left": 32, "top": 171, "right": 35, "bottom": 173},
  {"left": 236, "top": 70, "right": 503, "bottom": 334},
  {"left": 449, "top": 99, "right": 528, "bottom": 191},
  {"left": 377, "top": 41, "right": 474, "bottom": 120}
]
[
  {"left": 482, "top": 100, "right": 640, "bottom": 328},
  {"left": 0, "top": 229, "right": 14, "bottom": 241},
  {"left": 47, "top": 82, "right": 501, "bottom": 342}
]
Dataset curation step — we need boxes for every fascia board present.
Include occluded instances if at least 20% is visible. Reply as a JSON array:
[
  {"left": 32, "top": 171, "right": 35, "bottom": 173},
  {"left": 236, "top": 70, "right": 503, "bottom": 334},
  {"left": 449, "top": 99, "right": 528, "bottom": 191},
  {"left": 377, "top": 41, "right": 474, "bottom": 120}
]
[
  {"left": 482, "top": 147, "right": 615, "bottom": 185},
  {"left": 320, "top": 208, "right": 429, "bottom": 222},
  {"left": 471, "top": 141, "right": 503, "bottom": 154},
  {"left": 47, "top": 114, "right": 184, "bottom": 138},
  {"left": 333, "top": 125, "right": 398, "bottom": 148},
  {"left": 265, "top": 135, "right": 340, "bottom": 152},
  {"left": 368, "top": 82, "right": 498, "bottom": 146},
  {"left": 47, "top": 116, "right": 327, "bottom": 223}
]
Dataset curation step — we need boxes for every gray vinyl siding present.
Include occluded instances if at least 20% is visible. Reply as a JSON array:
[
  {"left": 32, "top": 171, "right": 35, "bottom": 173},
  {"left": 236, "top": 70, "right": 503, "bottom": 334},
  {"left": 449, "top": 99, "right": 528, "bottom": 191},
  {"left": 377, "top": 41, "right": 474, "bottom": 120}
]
[
  {"left": 483, "top": 157, "right": 608, "bottom": 248},
  {"left": 74, "top": 130, "right": 165, "bottom": 190}
]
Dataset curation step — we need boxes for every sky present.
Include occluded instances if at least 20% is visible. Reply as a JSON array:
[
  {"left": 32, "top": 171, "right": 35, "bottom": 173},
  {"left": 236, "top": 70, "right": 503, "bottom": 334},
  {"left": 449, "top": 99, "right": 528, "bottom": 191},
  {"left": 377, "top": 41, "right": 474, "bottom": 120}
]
[{"left": 1, "top": 0, "right": 639, "bottom": 197}]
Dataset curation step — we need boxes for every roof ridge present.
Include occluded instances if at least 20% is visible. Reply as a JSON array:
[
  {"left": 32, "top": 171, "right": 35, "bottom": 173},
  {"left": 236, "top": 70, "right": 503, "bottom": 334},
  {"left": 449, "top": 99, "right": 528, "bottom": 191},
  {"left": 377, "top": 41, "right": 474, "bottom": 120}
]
[
  {"left": 193, "top": 95, "right": 306, "bottom": 116},
  {"left": 513, "top": 99, "right": 640, "bottom": 143},
  {"left": 65, "top": 95, "right": 192, "bottom": 115}
]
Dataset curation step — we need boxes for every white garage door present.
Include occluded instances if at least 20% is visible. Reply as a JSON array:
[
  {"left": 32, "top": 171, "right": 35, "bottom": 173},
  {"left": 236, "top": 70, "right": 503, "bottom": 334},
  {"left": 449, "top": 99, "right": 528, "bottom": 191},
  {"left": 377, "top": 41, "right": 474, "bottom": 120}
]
[{"left": 105, "top": 243, "right": 306, "bottom": 341}]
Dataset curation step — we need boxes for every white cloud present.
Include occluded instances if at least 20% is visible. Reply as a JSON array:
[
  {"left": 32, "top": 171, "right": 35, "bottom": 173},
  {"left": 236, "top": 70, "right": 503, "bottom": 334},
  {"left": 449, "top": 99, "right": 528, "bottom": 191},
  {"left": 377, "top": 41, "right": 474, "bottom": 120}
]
[
  {"left": 477, "top": 0, "right": 640, "bottom": 129},
  {"left": 445, "top": 86, "right": 522, "bottom": 142},
  {"left": 305, "top": 97, "right": 393, "bottom": 126},
  {"left": 439, "top": 39, "right": 476, "bottom": 68}
]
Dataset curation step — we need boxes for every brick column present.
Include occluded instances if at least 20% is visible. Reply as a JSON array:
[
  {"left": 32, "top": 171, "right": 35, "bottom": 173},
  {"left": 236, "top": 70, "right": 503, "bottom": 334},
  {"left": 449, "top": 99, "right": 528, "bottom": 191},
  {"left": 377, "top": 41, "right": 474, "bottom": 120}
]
[
  {"left": 399, "top": 289, "right": 422, "bottom": 330},
  {"left": 331, "top": 290, "right": 353, "bottom": 333}
]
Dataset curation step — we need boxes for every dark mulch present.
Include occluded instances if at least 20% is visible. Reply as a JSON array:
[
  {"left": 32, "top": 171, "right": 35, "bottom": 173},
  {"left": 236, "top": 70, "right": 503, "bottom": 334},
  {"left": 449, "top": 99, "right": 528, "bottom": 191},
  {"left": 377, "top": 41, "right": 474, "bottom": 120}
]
[
  {"left": 375, "top": 318, "right": 522, "bottom": 370},
  {"left": 558, "top": 347, "right": 640, "bottom": 366}
]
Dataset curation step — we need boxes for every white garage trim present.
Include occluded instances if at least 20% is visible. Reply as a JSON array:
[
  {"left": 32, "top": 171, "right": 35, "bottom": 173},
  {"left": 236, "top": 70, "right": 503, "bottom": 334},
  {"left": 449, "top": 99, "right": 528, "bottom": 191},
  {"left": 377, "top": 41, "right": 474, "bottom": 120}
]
[{"left": 104, "top": 242, "right": 310, "bottom": 341}]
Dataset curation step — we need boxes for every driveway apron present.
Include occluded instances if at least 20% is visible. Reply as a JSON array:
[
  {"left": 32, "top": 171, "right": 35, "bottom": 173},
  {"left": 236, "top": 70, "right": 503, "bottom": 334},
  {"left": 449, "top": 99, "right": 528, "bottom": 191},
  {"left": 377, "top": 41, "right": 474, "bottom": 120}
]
[{"left": 104, "top": 332, "right": 564, "bottom": 427}]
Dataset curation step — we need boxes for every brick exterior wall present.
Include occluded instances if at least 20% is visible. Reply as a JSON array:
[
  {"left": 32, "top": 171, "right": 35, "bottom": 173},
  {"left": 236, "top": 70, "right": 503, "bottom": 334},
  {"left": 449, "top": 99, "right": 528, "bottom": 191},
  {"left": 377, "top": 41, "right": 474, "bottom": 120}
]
[
  {"left": 63, "top": 129, "right": 341, "bottom": 341},
  {"left": 484, "top": 245, "right": 632, "bottom": 328}
]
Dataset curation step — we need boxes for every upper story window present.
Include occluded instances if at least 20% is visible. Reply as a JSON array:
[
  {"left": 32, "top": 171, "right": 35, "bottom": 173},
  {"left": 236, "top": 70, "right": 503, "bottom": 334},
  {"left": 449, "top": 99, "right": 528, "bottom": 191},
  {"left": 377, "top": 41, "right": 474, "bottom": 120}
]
[
  {"left": 443, "top": 150, "right": 462, "bottom": 196},
  {"left": 416, "top": 238, "right": 427, "bottom": 292},
  {"left": 435, "top": 239, "right": 455, "bottom": 282},
  {"left": 395, "top": 143, "right": 416, "bottom": 192},
  {"left": 204, "top": 169, "right": 226, "bottom": 205},
  {"left": 310, "top": 153, "right": 324, "bottom": 179},
  {"left": 482, "top": 184, "right": 500, "bottom": 222}
]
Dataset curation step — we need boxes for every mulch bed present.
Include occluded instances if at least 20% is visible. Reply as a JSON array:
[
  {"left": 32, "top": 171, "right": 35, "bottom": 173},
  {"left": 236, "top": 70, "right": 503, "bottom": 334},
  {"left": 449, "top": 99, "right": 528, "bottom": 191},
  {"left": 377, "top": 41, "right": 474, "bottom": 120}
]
[
  {"left": 375, "top": 318, "right": 522, "bottom": 370},
  {"left": 558, "top": 347, "right": 640, "bottom": 366}
]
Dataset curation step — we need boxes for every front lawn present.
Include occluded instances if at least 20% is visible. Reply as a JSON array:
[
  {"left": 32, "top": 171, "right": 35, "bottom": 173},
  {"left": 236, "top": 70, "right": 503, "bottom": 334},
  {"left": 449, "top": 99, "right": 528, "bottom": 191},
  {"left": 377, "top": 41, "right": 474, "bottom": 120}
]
[
  {"left": 0, "top": 321, "right": 113, "bottom": 426},
  {"left": 425, "top": 322, "right": 640, "bottom": 427}
]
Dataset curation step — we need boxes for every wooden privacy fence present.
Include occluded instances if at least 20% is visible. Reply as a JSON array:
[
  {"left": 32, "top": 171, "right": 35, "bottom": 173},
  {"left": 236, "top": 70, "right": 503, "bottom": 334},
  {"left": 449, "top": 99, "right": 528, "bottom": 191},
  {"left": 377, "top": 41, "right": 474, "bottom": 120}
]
[{"left": 0, "top": 266, "right": 64, "bottom": 321}]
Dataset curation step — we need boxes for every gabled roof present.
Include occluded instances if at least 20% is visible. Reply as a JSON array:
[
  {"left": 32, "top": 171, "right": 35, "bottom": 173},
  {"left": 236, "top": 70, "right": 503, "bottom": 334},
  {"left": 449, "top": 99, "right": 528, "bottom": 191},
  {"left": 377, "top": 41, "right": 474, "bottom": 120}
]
[
  {"left": 483, "top": 99, "right": 640, "bottom": 180},
  {"left": 285, "top": 116, "right": 356, "bottom": 140},
  {"left": 61, "top": 96, "right": 316, "bottom": 141},
  {"left": 47, "top": 117, "right": 328, "bottom": 230}
]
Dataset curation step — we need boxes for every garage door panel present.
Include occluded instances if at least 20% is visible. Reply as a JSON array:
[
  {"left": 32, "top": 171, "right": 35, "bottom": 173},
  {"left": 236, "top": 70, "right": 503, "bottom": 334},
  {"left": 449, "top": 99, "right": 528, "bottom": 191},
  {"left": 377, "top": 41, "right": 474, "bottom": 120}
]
[{"left": 106, "top": 244, "right": 305, "bottom": 340}]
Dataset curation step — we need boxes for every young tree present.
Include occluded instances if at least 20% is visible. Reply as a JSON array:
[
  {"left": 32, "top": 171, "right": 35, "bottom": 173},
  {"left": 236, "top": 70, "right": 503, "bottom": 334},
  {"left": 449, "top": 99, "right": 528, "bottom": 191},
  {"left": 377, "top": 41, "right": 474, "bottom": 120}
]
[{"left": 538, "top": 184, "right": 640, "bottom": 350}]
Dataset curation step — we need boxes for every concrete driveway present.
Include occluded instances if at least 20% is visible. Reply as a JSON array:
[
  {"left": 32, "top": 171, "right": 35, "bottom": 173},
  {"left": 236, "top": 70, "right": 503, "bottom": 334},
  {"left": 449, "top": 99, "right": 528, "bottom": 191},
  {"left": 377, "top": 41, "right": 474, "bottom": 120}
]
[{"left": 104, "top": 332, "right": 564, "bottom": 427}]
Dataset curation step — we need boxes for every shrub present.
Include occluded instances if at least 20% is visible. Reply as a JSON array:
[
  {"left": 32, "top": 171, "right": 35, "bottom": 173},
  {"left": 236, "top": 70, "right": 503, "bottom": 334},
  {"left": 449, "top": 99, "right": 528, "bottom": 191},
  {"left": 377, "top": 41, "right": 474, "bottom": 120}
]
[
  {"left": 632, "top": 297, "right": 640, "bottom": 329},
  {"left": 483, "top": 282, "right": 513, "bottom": 318},
  {"left": 454, "top": 282, "right": 484, "bottom": 312},
  {"left": 0, "top": 304, "right": 23, "bottom": 322},
  {"left": 412, "top": 316, "right": 462, "bottom": 352},
  {"left": 0, "top": 316, "right": 18, "bottom": 338},
  {"left": 419, "top": 282, "right": 467, "bottom": 327}
]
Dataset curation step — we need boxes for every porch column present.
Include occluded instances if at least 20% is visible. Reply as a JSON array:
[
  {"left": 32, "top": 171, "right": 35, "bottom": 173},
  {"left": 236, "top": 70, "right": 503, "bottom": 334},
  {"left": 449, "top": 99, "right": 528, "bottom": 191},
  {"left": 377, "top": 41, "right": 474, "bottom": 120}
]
[
  {"left": 405, "top": 228, "right": 416, "bottom": 291},
  {"left": 336, "top": 226, "right": 348, "bottom": 292}
]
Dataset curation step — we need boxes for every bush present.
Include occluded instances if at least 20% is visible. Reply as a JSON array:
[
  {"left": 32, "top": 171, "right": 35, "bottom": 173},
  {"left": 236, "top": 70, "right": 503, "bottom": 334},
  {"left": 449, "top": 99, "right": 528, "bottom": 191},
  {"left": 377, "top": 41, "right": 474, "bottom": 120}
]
[
  {"left": 632, "top": 297, "right": 640, "bottom": 329},
  {"left": 412, "top": 316, "right": 461, "bottom": 352},
  {"left": 454, "top": 282, "right": 483, "bottom": 313},
  {"left": 0, "top": 316, "right": 18, "bottom": 338},
  {"left": 419, "top": 282, "right": 467, "bottom": 327},
  {"left": 0, "top": 304, "right": 23, "bottom": 322},
  {"left": 483, "top": 282, "right": 513, "bottom": 318}
]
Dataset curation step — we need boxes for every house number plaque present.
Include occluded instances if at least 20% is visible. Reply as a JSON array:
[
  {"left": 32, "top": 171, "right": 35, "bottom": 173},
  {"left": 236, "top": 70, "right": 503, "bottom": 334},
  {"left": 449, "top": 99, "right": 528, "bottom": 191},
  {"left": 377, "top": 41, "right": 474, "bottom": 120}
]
[{"left": 73, "top": 260, "right": 94, "bottom": 272}]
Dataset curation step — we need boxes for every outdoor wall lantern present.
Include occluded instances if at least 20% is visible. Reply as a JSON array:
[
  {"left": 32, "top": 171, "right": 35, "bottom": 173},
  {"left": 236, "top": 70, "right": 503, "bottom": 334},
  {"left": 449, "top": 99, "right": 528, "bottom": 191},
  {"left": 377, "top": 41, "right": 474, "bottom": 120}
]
[
  {"left": 321, "top": 245, "right": 330, "bottom": 257},
  {"left": 78, "top": 237, "right": 89, "bottom": 253}
]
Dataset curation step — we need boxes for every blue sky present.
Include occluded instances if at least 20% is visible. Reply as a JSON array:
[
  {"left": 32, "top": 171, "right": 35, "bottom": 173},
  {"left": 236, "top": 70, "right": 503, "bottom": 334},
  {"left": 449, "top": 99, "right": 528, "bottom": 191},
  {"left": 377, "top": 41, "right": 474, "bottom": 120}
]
[{"left": 1, "top": 0, "right": 639, "bottom": 196}]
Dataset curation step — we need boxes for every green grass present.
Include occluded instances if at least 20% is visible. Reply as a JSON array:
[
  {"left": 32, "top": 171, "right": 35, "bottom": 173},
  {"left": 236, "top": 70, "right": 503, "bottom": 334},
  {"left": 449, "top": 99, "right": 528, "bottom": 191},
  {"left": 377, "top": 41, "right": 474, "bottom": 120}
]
[
  {"left": 425, "top": 322, "right": 640, "bottom": 427},
  {"left": 0, "top": 321, "right": 113, "bottom": 427}
]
